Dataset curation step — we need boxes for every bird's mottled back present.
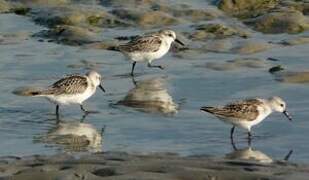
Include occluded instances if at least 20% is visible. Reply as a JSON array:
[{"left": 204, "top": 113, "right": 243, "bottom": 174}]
[
  {"left": 204, "top": 98, "right": 264, "bottom": 121},
  {"left": 48, "top": 75, "right": 88, "bottom": 95},
  {"left": 118, "top": 34, "right": 162, "bottom": 53}
]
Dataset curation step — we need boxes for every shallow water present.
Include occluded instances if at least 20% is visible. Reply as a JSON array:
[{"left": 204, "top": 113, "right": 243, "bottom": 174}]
[{"left": 1, "top": 2, "right": 309, "bottom": 164}]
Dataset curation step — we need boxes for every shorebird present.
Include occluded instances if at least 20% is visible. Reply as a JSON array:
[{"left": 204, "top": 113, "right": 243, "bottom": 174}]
[
  {"left": 13, "top": 71, "right": 105, "bottom": 117},
  {"left": 200, "top": 96, "right": 292, "bottom": 140},
  {"left": 108, "top": 29, "right": 184, "bottom": 76}
]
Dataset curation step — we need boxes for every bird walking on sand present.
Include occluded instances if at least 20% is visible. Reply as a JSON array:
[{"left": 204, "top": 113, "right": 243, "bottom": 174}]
[
  {"left": 200, "top": 96, "right": 292, "bottom": 140},
  {"left": 108, "top": 29, "right": 184, "bottom": 76},
  {"left": 13, "top": 71, "right": 105, "bottom": 117}
]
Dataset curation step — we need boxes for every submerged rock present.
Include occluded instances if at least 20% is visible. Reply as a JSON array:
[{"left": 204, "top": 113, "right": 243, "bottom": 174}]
[
  {"left": 173, "top": 48, "right": 204, "bottom": 60},
  {"left": 274, "top": 71, "right": 309, "bottom": 84},
  {"left": 202, "top": 39, "right": 233, "bottom": 53},
  {"left": 111, "top": 8, "right": 181, "bottom": 28},
  {"left": 232, "top": 40, "right": 273, "bottom": 54},
  {"left": 0, "top": 0, "right": 10, "bottom": 13},
  {"left": 280, "top": 36, "right": 309, "bottom": 46},
  {"left": 0, "top": 31, "right": 30, "bottom": 45},
  {"left": 217, "top": 0, "right": 309, "bottom": 34},
  {"left": 217, "top": 0, "right": 279, "bottom": 19},
  {"left": 0, "top": 0, "right": 29, "bottom": 14},
  {"left": 280, "top": 0, "right": 309, "bottom": 15},
  {"left": 102, "top": 0, "right": 160, "bottom": 8},
  {"left": 190, "top": 23, "right": 250, "bottom": 40},
  {"left": 137, "top": 11, "right": 180, "bottom": 28},
  {"left": 151, "top": 4, "right": 219, "bottom": 22},
  {"left": 13, "top": 0, "right": 70, "bottom": 6},
  {"left": 33, "top": 25, "right": 100, "bottom": 45},
  {"left": 169, "top": 8, "right": 216, "bottom": 22},
  {"left": 110, "top": 1, "right": 222, "bottom": 28},
  {"left": 206, "top": 57, "right": 270, "bottom": 71},
  {"left": 245, "top": 9, "right": 309, "bottom": 34},
  {"left": 32, "top": 5, "right": 125, "bottom": 28},
  {"left": 269, "top": 65, "right": 284, "bottom": 74}
]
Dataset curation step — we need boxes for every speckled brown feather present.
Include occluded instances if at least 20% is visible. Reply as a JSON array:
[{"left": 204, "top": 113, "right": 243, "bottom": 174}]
[
  {"left": 43, "top": 75, "right": 88, "bottom": 95},
  {"left": 118, "top": 35, "right": 162, "bottom": 53},
  {"left": 202, "top": 99, "right": 264, "bottom": 121}
]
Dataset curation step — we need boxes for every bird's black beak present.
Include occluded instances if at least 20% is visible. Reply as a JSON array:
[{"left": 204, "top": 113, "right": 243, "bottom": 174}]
[
  {"left": 283, "top": 110, "right": 292, "bottom": 121},
  {"left": 175, "top": 38, "right": 184, "bottom": 46},
  {"left": 99, "top": 84, "right": 105, "bottom": 93},
  {"left": 200, "top": 107, "right": 207, "bottom": 111}
]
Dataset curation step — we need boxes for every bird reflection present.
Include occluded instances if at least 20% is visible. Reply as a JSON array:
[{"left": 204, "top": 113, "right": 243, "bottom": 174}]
[
  {"left": 226, "top": 140, "right": 293, "bottom": 163},
  {"left": 36, "top": 116, "right": 104, "bottom": 153},
  {"left": 117, "top": 77, "right": 178, "bottom": 115},
  {"left": 226, "top": 146, "right": 274, "bottom": 164}
]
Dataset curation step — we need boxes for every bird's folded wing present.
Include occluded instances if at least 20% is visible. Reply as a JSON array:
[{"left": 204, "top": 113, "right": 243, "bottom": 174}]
[
  {"left": 118, "top": 35, "right": 162, "bottom": 53},
  {"left": 46, "top": 75, "right": 88, "bottom": 95},
  {"left": 207, "top": 99, "right": 262, "bottom": 121}
]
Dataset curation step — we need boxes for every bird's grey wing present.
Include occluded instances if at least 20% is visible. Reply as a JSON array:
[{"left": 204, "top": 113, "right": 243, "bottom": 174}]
[
  {"left": 45, "top": 75, "right": 88, "bottom": 95},
  {"left": 118, "top": 35, "right": 162, "bottom": 53},
  {"left": 206, "top": 99, "right": 262, "bottom": 121}
]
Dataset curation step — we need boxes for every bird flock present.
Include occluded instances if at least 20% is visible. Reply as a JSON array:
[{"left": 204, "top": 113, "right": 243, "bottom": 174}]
[{"left": 13, "top": 29, "right": 292, "bottom": 144}]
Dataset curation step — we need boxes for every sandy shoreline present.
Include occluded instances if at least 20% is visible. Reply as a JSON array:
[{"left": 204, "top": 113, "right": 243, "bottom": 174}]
[{"left": 0, "top": 151, "right": 308, "bottom": 180}]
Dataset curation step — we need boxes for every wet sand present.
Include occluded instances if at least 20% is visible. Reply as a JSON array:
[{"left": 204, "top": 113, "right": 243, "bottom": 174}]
[{"left": 0, "top": 151, "right": 309, "bottom": 180}]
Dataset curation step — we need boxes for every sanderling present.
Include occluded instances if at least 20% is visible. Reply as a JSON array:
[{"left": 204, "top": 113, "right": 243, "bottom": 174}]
[
  {"left": 108, "top": 29, "right": 184, "bottom": 76},
  {"left": 13, "top": 71, "right": 105, "bottom": 116},
  {"left": 200, "top": 96, "right": 292, "bottom": 140}
]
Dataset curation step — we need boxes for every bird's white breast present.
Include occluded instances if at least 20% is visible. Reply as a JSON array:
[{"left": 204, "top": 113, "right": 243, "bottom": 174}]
[
  {"left": 243, "top": 104, "right": 272, "bottom": 131},
  {"left": 127, "top": 38, "right": 172, "bottom": 63},
  {"left": 45, "top": 82, "right": 96, "bottom": 105}
]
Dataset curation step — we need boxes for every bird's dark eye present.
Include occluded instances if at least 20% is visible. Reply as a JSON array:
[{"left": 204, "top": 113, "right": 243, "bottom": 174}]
[
  {"left": 280, "top": 104, "right": 284, "bottom": 107},
  {"left": 168, "top": 33, "right": 173, "bottom": 37}
]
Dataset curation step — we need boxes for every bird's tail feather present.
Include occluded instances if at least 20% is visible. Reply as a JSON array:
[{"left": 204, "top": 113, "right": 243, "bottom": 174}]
[
  {"left": 106, "top": 46, "right": 120, "bottom": 51},
  {"left": 12, "top": 87, "right": 47, "bottom": 96},
  {"left": 200, "top": 106, "right": 216, "bottom": 113}
]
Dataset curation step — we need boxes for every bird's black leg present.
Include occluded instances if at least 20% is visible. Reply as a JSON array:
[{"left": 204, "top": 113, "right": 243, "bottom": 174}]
[
  {"left": 230, "top": 126, "right": 235, "bottom": 140},
  {"left": 80, "top": 104, "right": 99, "bottom": 114},
  {"left": 230, "top": 126, "right": 237, "bottom": 150},
  {"left": 101, "top": 125, "right": 106, "bottom": 136},
  {"left": 56, "top": 105, "right": 60, "bottom": 117},
  {"left": 284, "top": 150, "right": 293, "bottom": 161},
  {"left": 147, "top": 62, "right": 164, "bottom": 70},
  {"left": 131, "top": 76, "right": 137, "bottom": 85},
  {"left": 80, "top": 113, "right": 88, "bottom": 122},
  {"left": 80, "top": 104, "right": 89, "bottom": 114},
  {"left": 248, "top": 131, "right": 252, "bottom": 145},
  {"left": 130, "top": 62, "right": 136, "bottom": 76}
]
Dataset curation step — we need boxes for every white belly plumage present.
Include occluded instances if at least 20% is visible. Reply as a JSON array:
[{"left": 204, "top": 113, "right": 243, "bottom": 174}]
[
  {"left": 219, "top": 106, "right": 272, "bottom": 131},
  {"left": 126, "top": 42, "right": 171, "bottom": 63},
  {"left": 45, "top": 87, "right": 96, "bottom": 105}
]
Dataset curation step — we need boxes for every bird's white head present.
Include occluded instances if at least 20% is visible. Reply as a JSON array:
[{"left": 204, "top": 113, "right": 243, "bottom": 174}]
[
  {"left": 159, "top": 30, "right": 184, "bottom": 46},
  {"left": 268, "top": 96, "right": 286, "bottom": 112},
  {"left": 268, "top": 96, "right": 292, "bottom": 121},
  {"left": 86, "top": 71, "right": 105, "bottom": 92}
]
